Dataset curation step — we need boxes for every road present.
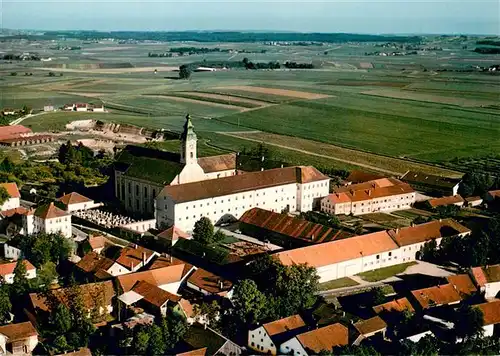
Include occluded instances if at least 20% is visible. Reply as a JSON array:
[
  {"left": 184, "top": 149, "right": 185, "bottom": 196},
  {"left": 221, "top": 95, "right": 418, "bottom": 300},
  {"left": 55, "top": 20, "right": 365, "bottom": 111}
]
[{"left": 10, "top": 111, "right": 48, "bottom": 126}]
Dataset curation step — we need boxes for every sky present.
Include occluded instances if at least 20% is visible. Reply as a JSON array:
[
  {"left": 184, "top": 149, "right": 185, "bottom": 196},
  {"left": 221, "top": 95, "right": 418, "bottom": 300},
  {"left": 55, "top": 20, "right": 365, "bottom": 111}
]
[{"left": 2, "top": 0, "right": 499, "bottom": 35}]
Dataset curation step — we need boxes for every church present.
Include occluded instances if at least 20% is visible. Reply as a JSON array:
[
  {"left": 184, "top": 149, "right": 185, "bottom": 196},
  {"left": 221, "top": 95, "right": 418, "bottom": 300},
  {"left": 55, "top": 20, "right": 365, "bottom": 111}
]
[{"left": 114, "top": 115, "right": 237, "bottom": 217}]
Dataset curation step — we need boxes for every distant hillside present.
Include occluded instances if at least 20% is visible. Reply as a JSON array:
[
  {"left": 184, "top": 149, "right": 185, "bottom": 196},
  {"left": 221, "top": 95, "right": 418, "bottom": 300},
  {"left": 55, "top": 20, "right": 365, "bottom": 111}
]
[{"left": 31, "top": 31, "right": 421, "bottom": 43}]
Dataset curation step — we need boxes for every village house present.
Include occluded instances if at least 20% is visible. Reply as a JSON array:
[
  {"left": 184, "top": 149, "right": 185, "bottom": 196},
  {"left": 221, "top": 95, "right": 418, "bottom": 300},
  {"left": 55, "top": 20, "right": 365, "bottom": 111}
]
[
  {"left": 116, "top": 263, "right": 195, "bottom": 295},
  {"left": 0, "top": 260, "right": 36, "bottom": 284},
  {"left": 0, "top": 182, "right": 21, "bottom": 212},
  {"left": 0, "top": 125, "right": 32, "bottom": 142},
  {"left": 154, "top": 226, "right": 190, "bottom": 247},
  {"left": 446, "top": 274, "right": 477, "bottom": 297},
  {"left": 85, "top": 235, "right": 110, "bottom": 254},
  {"left": 401, "top": 170, "right": 461, "bottom": 196},
  {"left": 470, "top": 264, "right": 500, "bottom": 299},
  {"left": 388, "top": 218, "right": 471, "bottom": 262},
  {"left": 353, "top": 316, "right": 388, "bottom": 345},
  {"left": 321, "top": 178, "right": 415, "bottom": 216},
  {"left": 57, "top": 192, "right": 101, "bottom": 212},
  {"left": 248, "top": 314, "right": 306, "bottom": 355},
  {"left": 474, "top": 299, "right": 500, "bottom": 337},
  {"left": 345, "top": 170, "right": 385, "bottom": 184},
  {"left": 186, "top": 268, "right": 233, "bottom": 298},
  {"left": 77, "top": 244, "right": 158, "bottom": 278},
  {"left": 23, "top": 202, "right": 72, "bottom": 238},
  {"left": 279, "top": 323, "right": 348, "bottom": 356},
  {"left": 465, "top": 196, "right": 483, "bottom": 207},
  {"left": 410, "top": 283, "right": 462, "bottom": 310},
  {"left": 114, "top": 115, "right": 238, "bottom": 216},
  {"left": 0, "top": 321, "right": 38, "bottom": 355},
  {"left": 239, "top": 207, "right": 353, "bottom": 248},
  {"left": 182, "top": 323, "right": 242, "bottom": 356},
  {"left": 426, "top": 195, "right": 465, "bottom": 209},
  {"left": 118, "top": 280, "right": 182, "bottom": 317},
  {"left": 156, "top": 164, "right": 330, "bottom": 232},
  {"left": 485, "top": 190, "right": 500, "bottom": 203}
]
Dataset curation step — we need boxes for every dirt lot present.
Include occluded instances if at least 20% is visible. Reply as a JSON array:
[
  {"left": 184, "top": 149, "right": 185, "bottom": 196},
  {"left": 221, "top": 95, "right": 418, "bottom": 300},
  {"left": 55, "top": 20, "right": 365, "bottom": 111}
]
[
  {"left": 181, "top": 92, "right": 269, "bottom": 106},
  {"left": 214, "top": 85, "right": 330, "bottom": 100},
  {"left": 144, "top": 95, "right": 246, "bottom": 111}
]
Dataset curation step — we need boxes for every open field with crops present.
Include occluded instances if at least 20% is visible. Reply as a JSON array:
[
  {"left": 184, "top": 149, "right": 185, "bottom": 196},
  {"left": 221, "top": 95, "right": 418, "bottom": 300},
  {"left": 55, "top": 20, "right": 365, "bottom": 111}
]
[{"left": 2, "top": 35, "right": 499, "bottom": 175}]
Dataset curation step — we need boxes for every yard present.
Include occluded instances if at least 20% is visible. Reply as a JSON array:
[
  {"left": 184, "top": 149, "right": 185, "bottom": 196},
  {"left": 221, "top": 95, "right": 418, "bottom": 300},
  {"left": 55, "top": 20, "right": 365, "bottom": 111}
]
[
  {"left": 318, "top": 277, "right": 360, "bottom": 291},
  {"left": 356, "top": 262, "right": 418, "bottom": 282}
]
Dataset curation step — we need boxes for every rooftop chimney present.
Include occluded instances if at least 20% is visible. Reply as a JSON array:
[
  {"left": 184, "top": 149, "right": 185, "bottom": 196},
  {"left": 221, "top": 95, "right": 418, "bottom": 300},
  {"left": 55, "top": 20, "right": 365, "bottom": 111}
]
[
  {"left": 134, "top": 244, "right": 138, "bottom": 249},
  {"left": 219, "top": 280, "right": 224, "bottom": 290}
]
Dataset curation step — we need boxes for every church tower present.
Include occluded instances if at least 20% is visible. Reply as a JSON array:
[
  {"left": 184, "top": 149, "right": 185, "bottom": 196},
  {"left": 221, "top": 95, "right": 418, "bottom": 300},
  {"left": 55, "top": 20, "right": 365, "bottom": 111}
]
[{"left": 180, "top": 114, "right": 197, "bottom": 165}]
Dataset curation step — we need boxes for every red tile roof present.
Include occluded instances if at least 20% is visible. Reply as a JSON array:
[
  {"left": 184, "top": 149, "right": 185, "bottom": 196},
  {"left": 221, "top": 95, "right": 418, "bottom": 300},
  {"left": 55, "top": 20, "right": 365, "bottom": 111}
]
[
  {"left": 76, "top": 252, "right": 115, "bottom": 275},
  {"left": 57, "top": 192, "right": 92, "bottom": 206},
  {"left": 296, "top": 323, "right": 348, "bottom": 353},
  {"left": 346, "top": 170, "right": 385, "bottom": 184},
  {"left": 401, "top": 171, "right": 461, "bottom": 189},
  {"left": 446, "top": 274, "right": 477, "bottom": 296},
  {"left": 157, "top": 226, "right": 189, "bottom": 241},
  {"left": 411, "top": 283, "right": 462, "bottom": 309},
  {"left": 0, "top": 125, "right": 32, "bottom": 140},
  {"left": 488, "top": 190, "right": 500, "bottom": 199},
  {"left": 179, "top": 298, "right": 195, "bottom": 318},
  {"left": 187, "top": 268, "right": 232, "bottom": 295},
  {"left": 428, "top": 195, "right": 465, "bottom": 208},
  {"left": 117, "top": 264, "right": 191, "bottom": 292},
  {"left": 29, "top": 281, "right": 115, "bottom": 313},
  {"left": 161, "top": 166, "right": 328, "bottom": 203},
  {"left": 240, "top": 208, "right": 353, "bottom": 244},
  {"left": 132, "top": 280, "right": 181, "bottom": 307},
  {"left": 0, "top": 260, "right": 36, "bottom": 277},
  {"left": 34, "top": 202, "right": 69, "bottom": 219},
  {"left": 262, "top": 315, "right": 306, "bottom": 336},
  {"left": 147, "top": 255, "right": 191, "bottom": 272},
  {"left": 328, "top": 178, "right": 414, "bottom": 204},
  {"left": 1, "top": 206, "right": 28, "bottom": 217},
  {"left": 197, "top": 153, "right": 236, "bottom": 173},
  {"left": 474, "top": 299, "right": 500, "bottom": 326},
  {"left": 276, "top": 230, "right": 398, "bottom": 268},
  {"left": 471, "top": 264, "right": 500, "bottom": 286},
  {"left": 0, "top": 182, "right": 20, "bottom": 198},
  {"left": 373, "top": 297, "right": 415, "bottom": 314},
  {"left": 176, "top": 348, "right": 207, "bottom": 356},
  {"left": 115, "top": 244, "right": 157, "bottom": 269},
  {"left": 354, "top": 316, "right": 387, "bottom": 335},
  {"left": 0, "top": 134, "right": 53, "bottom": 144},
  {"left": 88, "top": 235, "right": 108, "bottom": 250},
  {"left": 388, "top": 219, "right": 470, "bottom": 247},
  {"left": 0, "top": 321, "right": 38, "bottom": 341}
]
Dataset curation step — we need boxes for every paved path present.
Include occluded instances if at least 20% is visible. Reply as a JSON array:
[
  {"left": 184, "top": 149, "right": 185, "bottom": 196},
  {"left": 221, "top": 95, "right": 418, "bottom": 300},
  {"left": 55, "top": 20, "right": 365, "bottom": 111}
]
[{"left": 9, "top": 111, "right": 48, "bottom": 126}]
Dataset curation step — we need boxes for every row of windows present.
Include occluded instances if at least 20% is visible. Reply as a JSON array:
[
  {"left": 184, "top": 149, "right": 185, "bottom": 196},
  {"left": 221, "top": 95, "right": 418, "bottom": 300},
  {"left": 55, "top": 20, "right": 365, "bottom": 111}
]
[{"left": 176, "top": 203, "right": 295, "bottom": 222}]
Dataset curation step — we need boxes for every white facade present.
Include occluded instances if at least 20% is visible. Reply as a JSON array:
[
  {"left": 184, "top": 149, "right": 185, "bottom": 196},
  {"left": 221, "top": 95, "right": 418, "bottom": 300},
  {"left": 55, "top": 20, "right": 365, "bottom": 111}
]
[
  {"left": 3, "top": 244, "right": 22, "bottom": 260},
  {"left": 483, "top": 324, "right": 495, "bottom": 337},
  {"left": 157, "top": 179, "right": 329, "bottom": 232},
  {"left": 248, "top": 326, "right": 277, "bottom": 355},
  {"left": 279, "top": 337, "right": 308, "bottom": 356},
  {"left": 0, "top": 197, "right": 20, "bottom": 212},
  {"left": 316, "top": 249, "right": 400, "bottom": 283},
  {"left": 1, "top": 266, "right": 36, "bottom": 284},
  {"left": 23, "top": 214, "right": 72, "bottom": 238},
  {"left": 482, "top": 281, "right": 500, "bottom": 299},
  {"left": 322, "top": 191, "right": 415, "bottom": 216},
  {"left": 65, "top": 201, "right": 101, "bottom": 212}
]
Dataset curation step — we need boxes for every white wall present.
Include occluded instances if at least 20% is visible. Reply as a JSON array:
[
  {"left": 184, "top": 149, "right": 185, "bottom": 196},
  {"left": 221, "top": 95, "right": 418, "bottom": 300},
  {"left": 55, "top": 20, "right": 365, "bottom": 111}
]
[
  {"left": 107, "top": 262, "right": 132, "bottom": 277},
  {"left": 205, "top": 169, "right": 236, "bottom": 180},
  {"left": 66, "top": 201, "right": 101, "bottom": 212},
  {"left": 159, "top": 281, "right": 182, "bottom": 295},
  {"left": 484, "top": 281, "right": 500, "bottom": 299},
  {"left": 3, "top": 244, "right": 22, "bottom": 260},
  {"left": 321, "top": 192, "right": 415, "bottom": 216},
  {"left": 248, "top": 327, "right": 277, "bottom": 355},
  {"left": 2, "top": 267, "right": 36, "bottom": 284},
  {"left": 115, "top": 172, "right": 163, "bottom": 216},
  {"left": 174, "top": 163, "right": 206, "bottom": 185},
  {"left": 44, "top": 216, "right": 72, "bottom": 238},
  {"left": 0, "top": 197, "right": 20, "bottom": 211},
  {"left": 483, "top": 324, "right": 494, "bottom": 337},
  {"left": 186, "top": 281, "right": 209, "bottom": 296},
  {"left": 280, "top": 337, "right": 308, "bottom": 356},
  {"left": 121, "top": 219, "right": 156, "bottom": 233}
]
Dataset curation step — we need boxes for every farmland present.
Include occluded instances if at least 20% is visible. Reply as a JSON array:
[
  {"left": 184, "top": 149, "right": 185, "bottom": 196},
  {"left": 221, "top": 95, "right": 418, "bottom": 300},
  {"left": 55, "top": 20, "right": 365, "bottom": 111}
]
[{"left": 1, "top": 34, "right": 499, "bottom": 175}]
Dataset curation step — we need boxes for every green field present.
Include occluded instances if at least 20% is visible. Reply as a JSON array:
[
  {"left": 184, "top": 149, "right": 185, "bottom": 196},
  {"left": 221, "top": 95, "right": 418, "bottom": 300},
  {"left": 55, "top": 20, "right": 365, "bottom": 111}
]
[
  {"left": 2, "top": 35, "right": 500, "bottom": 175},
  {"left": 357, "top": 262, "right": 418, "bottom": 282}
]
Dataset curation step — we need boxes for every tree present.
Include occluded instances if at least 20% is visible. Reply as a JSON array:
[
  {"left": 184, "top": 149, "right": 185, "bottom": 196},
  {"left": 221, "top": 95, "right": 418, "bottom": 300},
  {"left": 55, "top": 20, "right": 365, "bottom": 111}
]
[
  {"left": 53, "top": 335, "right": 71, "bottom": 353},
  {"left": 232, "top": 279, "right": 268, "bottom": 324},
  {"left": 454, "top": 304, "right": 484, "bottom": 341},
  {"left": 0, "top": 285, "right": 12, "bottom": 324},
  {"left": 148, "top": 324, "right": 166, "bottom": 355},
  {"left": 420, "top": 239, "right": 438, "bottom": 262},
  {"left": 37, "top": 261, "right": 58, "bottom": 290},
  {"left": 192, "top": 217, "right": 214, "bottom": 245},
  {"left": 48, "top": 72, "right": 56, "bottom": 77},
  {"left": 50, "top": 304, "right": 72, "bottom": 335},
  {"left": 193, "top": 300, "right": 221, "bottom": 329},
  {"left": 12, "top": 258, "right": 30, "bottom": 297},
  {"left": 133, "top": 327, "right": 150, "bottom": 354},
  {"left": 161, "top": 315, "right": 187, "bottom": 350},
  {"left": 398, "top": 335, "right": 441, "bottom": 356},
  {"left": 353, "top": 220, "right": 364, "bottom": 234},
  {"left": 371, "top": 287, "right": 386, "bottom": 305},
  {"left": 179, "top": 64, "right": 191, "bottom": 79},
  {"left": 0, "top": 186, "right": 10, "bottom": 205},
  {"left": 333, "top": 344, "right": 382, "bottom": 356}
]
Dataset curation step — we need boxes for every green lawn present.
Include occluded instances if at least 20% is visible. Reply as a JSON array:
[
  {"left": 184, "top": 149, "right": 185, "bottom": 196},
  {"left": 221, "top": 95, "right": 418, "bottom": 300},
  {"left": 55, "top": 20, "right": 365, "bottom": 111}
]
[
  {"left": 357, "top": 262, "right": 418, "bottom": 282},
  {"left": 318, "top": 277, "right": 360, "bottom": 291}
]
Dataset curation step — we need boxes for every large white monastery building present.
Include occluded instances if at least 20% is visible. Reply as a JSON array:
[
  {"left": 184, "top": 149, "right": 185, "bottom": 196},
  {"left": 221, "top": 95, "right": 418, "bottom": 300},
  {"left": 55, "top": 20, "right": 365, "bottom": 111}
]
[
  {"left": 114, "top": 115, "right": 237, "bottom": 217},
  {"left": 153, "top": 117, "right": 330, "bottom": 232}
]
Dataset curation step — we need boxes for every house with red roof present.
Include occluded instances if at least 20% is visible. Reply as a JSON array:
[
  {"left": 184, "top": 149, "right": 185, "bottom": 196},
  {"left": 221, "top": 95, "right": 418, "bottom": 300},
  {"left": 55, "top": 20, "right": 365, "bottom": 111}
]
[
  {"left": 0, "top": 321, "right": 38, "bottom": 355},
  {"left": 470, "top": 264, "right": 500, "bottom": 299},
  {"left": 474, "top": 299, "right": 500, "bottom": 337},
  {"left": 0, "top": 182, "right": 21, "bottom": 212},
  {"left": 57, "top": 192, "right": 101, "bottom": 212},
  {"left": 279, "top": 323, "right": 348, "bottom": 356},
  {"left": 0, "top": 260, "right": 36, "bottom": 284},
  {"left": 23, "top": 202, "right": 72, "bottom": 238}
]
